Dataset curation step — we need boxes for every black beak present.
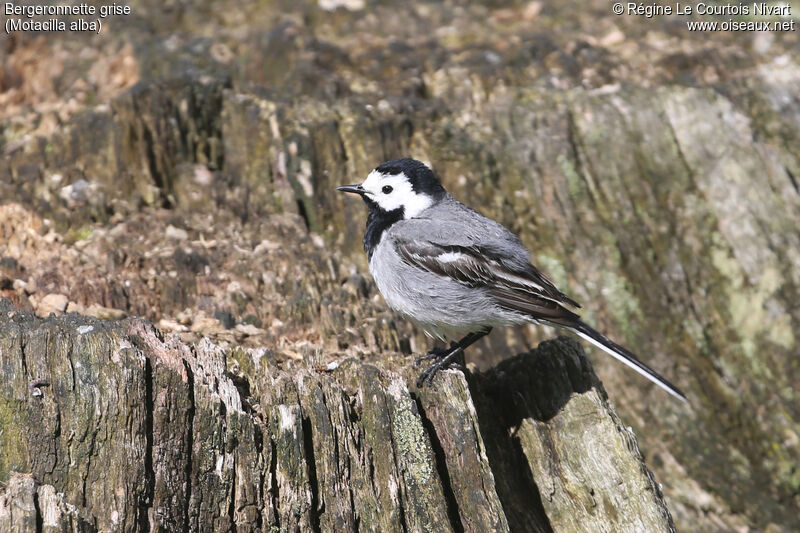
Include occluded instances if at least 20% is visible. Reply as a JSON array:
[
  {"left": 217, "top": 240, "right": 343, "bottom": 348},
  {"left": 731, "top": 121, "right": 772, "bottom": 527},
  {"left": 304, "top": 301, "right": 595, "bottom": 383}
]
[{"left": 336, "top": 184, "right": 366, "bottom": 195}]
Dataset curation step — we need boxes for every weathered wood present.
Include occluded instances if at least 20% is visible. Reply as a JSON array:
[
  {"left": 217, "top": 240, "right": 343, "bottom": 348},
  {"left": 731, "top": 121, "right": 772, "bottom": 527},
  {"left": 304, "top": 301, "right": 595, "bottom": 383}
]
[
  {"left": 2, "top": 2, "right": 799, "bottom": 529},
  {"left": 0, "top": 473, "right": 86, "bottom": 533},
  {"left": 0, "top": 299, "right": 675, "bottom": 531},
  {"left": 467, "top": 338, "right": 675, "bottom": 533}
]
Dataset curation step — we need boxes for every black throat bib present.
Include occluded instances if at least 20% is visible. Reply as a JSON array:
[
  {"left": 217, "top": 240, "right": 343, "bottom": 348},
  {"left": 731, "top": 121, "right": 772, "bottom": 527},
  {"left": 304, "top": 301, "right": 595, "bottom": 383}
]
[{"left": 363, "top": 201, "right": 404, "bottom": 260}]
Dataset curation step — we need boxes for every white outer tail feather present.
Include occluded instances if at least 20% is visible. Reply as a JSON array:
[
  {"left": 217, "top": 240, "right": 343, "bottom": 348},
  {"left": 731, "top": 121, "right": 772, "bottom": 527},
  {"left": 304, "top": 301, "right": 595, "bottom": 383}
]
[{"left": 573, "top": 330, "right": 687, "bottom": 402}]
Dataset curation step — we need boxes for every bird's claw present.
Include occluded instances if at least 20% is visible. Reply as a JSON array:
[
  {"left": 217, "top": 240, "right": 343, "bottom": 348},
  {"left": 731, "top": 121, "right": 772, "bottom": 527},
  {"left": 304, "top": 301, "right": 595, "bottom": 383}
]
[
  {"left": 413, "top": 346, "right": 449, "bottom": 368},
  {"left": 415, "top": 344, "right": 465, "bottom": 388}
]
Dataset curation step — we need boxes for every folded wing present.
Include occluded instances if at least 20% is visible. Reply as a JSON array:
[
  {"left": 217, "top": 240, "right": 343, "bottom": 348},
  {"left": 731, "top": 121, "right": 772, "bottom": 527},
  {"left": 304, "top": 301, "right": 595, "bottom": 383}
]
[{"left": 393, "top": 237, "right": 580, "bottom": 322}]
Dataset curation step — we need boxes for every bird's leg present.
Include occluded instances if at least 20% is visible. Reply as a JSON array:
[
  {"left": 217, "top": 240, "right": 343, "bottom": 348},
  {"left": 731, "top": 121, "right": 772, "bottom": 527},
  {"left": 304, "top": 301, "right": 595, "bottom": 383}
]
[{"left": 416, "top": 328, "right": 492, "bottom": 387}]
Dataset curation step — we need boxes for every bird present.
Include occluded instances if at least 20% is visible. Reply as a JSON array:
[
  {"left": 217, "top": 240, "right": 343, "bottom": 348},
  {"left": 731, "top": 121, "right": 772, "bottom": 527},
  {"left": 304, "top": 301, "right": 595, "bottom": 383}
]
[{"left": 337, "top": 157, "right": 686, "bottom": 401}]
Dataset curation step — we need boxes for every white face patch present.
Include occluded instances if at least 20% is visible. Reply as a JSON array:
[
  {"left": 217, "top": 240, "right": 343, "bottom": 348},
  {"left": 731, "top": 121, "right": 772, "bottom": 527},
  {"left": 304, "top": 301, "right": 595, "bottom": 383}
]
[{"left": 360, "top": 170, "right": 434, "bottom": 219}]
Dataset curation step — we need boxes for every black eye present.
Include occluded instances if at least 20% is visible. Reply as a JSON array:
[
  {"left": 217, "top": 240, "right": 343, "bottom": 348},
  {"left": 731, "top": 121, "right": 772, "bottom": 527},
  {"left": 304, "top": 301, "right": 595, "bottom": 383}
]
[{"left": 382, "top": 185, "right": 393, "bottom": 194}]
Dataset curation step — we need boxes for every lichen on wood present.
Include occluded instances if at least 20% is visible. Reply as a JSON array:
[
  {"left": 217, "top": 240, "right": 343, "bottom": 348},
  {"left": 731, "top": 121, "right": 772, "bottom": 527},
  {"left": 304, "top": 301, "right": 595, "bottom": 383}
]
[{"left": 0, "top": 300, "right": 676, "bottom": 532}]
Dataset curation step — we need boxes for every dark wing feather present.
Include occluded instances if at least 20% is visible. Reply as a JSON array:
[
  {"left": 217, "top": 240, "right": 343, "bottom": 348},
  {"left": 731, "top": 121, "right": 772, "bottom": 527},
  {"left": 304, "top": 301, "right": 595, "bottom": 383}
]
[
  {"left": 394, "top": 238, "right": 580, "bottom": 322},
  {"left": 469, "top": 242, "right": 581, "bottom": 308}
]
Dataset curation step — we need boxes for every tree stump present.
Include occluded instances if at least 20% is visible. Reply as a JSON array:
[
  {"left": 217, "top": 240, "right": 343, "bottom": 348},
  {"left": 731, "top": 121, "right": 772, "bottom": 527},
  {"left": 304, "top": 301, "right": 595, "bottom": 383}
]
[{"left": 0, "top": 299, "right": 674, "bottom": 532}]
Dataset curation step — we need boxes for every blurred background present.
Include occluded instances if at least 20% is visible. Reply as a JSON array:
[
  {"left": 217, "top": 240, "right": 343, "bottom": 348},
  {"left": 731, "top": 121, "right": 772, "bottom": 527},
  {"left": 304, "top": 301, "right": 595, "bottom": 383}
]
[{"left": 1, "top": 0, "right": 799, "bottom": 530}]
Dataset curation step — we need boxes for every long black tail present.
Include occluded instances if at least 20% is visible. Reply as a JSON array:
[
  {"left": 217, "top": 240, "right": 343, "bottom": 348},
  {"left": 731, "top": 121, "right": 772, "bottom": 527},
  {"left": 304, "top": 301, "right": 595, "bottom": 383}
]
[{"left": 567, "top": 320, "right": 687, "bottom": 402}]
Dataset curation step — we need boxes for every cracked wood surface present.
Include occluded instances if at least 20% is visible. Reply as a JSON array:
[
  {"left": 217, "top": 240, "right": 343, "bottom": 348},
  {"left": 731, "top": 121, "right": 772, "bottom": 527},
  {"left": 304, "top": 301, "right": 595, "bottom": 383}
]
[
  {"left": 0, "top": 300, "right": 674, "bottom": 532},
  {"left": 2, "top": 3, "right": 800, "bottom": 529}
]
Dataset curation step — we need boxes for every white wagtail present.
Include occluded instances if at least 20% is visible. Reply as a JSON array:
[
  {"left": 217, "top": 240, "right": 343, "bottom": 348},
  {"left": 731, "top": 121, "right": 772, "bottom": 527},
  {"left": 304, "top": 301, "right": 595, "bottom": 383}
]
[{"left": 338, "top": 158, "right": 686, "bottom": 401}]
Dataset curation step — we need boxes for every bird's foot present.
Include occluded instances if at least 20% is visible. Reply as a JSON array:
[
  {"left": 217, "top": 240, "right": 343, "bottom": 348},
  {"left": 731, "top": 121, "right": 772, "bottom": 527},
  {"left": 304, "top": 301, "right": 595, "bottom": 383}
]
[
  {"left": 415, "top": 343, "right": 464, "bottom": 388},
  {"left": 413, "top": 342, "right": 457, "bottom": 368}
]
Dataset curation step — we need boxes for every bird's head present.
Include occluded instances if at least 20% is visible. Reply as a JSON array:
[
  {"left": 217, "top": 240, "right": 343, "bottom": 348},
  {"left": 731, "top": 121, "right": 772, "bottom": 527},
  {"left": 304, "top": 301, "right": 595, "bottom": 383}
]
[{"left": 337, "top": 158, "right": 447, "bottom": 219}]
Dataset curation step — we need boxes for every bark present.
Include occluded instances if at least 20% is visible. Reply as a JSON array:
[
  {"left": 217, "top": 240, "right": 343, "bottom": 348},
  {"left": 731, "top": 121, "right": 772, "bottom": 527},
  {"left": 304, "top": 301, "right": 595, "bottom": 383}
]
[
  {"left": 0, "top": 299, "right": 674, "bottom": 532},
  {"left": 4, "top": 78, "right": 798, "bottom": 531},
  {"left": 2, "top": 2, "right": 799, "bottom": 531}
]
